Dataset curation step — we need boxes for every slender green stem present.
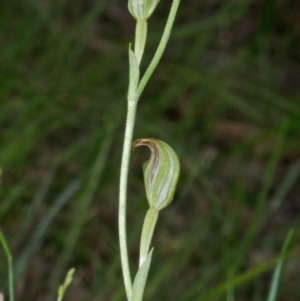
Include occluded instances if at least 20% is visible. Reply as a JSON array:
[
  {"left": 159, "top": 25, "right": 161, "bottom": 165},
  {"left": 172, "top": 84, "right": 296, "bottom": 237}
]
[
  {"left": 134, "top": 20, "right": 148, "bottom": 65},
  {"left": 0, "top": 230, "right": 14, "bottom": 301},
  {"left": 137, "top": 0, "right": 181, "bottom": 98},
  {"left": 119, "top": 101, "right": 138, "bottom": 301}
]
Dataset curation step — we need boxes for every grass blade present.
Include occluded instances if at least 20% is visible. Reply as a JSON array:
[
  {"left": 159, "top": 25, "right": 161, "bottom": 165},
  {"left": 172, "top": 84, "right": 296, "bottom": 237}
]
[
  {"left": 0, "top": 230, "right": 14, "bottom": 301},
  {"left": 15, "top": 180, "right": 80, "bottom": 278},
  {"left": 266, "top": 229, "right": 294, "bottom": 301}
]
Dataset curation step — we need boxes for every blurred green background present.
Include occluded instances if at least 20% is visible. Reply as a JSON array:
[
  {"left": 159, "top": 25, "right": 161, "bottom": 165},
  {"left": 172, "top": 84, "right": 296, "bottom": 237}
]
[{"left": 0, "top": 0, "right": 300, "bottom": 300}]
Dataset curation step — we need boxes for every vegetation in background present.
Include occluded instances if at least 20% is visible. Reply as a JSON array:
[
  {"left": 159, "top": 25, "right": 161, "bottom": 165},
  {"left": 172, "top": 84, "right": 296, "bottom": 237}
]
[{"left": 0, "top": 0, "right": 299, "bottom": 300}]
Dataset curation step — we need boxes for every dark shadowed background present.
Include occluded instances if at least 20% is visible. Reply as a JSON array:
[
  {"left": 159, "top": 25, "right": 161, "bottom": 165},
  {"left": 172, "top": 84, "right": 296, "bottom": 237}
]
[{"left": 0, "top": 0, "right": 300, "bottom": 300}]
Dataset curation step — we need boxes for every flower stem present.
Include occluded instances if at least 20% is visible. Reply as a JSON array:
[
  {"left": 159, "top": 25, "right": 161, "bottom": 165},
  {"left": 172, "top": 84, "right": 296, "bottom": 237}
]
[
  {"left": 134, "top": 20, "right": 148, "bottom": 65},
  {"left": 119, "top": 101, "right": 138, "bottom": 301},
  {"left": 139, "top": 207, "right": 159, "bottom": 267},
  {"left": 119, "top": 1, "right": 181, "bottom": 300}
]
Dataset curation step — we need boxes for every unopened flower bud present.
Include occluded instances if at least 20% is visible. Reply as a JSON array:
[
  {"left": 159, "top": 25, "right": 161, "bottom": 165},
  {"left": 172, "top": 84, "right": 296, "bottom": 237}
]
[
  {"left": 128, "top": 0, "right": 160, "bottom": 21},
  {"left": 132, "top": 138, "right": 180, "bottom": 210}
]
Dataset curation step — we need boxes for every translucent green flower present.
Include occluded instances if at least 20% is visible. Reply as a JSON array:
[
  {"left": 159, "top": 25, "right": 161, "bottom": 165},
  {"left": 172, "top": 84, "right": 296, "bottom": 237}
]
[
  {"left": 128, "top": 0, "right": 160, "bottom": 21},
  {"left": 132, "top": 138, "right": 180, "bottom": 210}
]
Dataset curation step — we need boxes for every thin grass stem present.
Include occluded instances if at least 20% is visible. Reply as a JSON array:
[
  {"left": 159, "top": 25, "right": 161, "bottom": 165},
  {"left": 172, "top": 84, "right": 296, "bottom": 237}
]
[
  {"left": 0, "top": 230, "right": 14, "bottom": 301},
  {"left": 266, "top": 230, "right": 294, "bottom": 301}
]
